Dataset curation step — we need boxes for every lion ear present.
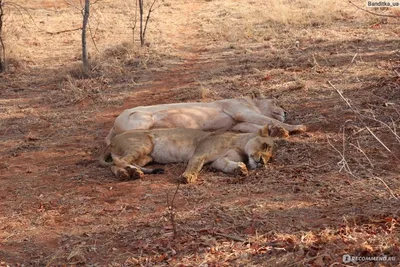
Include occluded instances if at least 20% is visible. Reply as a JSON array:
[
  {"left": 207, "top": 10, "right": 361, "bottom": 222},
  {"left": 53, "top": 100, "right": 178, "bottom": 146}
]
[
  {"left": 259, "top": 125, "right": 269, "bottom": 137},
  {"left": 250, "top": 89, "right": 265, "bottom": 99}
]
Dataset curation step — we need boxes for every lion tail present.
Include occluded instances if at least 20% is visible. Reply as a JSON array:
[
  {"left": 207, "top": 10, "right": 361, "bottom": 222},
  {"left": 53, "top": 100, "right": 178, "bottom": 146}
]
[
  {"left": 140, "top": 166, "right": 164, "bottom": 174},
  {"left": 98, "top": 144, "right": 113, "bottom": 167}
]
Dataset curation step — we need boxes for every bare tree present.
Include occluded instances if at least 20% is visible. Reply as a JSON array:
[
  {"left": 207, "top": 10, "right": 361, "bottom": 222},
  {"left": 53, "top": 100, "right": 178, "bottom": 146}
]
[
  {"left": 82, "top": 0, "right": 90, "bottom": 75},
  {"left": 136, "top": 0, "right": 161, "bottom": 47},
  {"left": 0, "top": 0, "right": 5, "bottom": 72}
]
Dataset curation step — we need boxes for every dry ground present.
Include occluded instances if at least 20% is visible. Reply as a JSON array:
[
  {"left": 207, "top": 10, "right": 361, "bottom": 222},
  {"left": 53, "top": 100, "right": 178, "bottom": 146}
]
[{"left": 0, "top": 0, "right": 400, "bottom": 266}]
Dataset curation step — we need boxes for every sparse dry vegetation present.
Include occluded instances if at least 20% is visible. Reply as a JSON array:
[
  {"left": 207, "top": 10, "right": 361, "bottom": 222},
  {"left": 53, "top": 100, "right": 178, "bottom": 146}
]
[{"left": 0, "top": 0, "right": 399, "bottom": 265}]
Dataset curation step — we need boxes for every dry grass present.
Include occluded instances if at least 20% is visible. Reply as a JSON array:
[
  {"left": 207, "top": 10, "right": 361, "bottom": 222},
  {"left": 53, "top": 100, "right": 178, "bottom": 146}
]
[
  {"left": 1, "top": 0, "right": 399, "bottom": 265},
  {"left": 195, "top": 0, "right": 363, "bottom": 45}
]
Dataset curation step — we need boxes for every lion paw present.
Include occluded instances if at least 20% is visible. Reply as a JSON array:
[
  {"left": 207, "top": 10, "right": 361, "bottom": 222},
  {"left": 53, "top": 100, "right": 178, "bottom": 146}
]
[
  {"left": 235, "top": 162, "right": 249, "bottom": 176},
  {"left": 116, "top": 169, "right": 130, "bottom": 181},
  {"left": 269, "top": 125, "right": 289, "bottom": 138},
  {"left": 181, "top": 173, "right": 198, "bottom": 184},
  {"left": 291, "top": 124, "right": 307, "bottom": 133},
  {"left": 126, "top": 166, "right": 144, "bottom": 180}
]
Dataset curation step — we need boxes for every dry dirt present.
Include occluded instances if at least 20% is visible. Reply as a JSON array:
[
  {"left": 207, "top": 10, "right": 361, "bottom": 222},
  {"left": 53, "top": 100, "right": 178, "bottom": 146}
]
[{"left": 0, "top": 0, "right": 400, "bottom": 266}]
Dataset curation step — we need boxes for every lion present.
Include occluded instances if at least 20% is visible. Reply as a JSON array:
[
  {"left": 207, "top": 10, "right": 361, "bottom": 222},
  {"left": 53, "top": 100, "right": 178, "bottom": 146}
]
[
  {"left": 99, "top": 125, "right": 276, "bottom": 183},
  {"left": 104, "top": 92, "right": 306, "bottom": 146}
]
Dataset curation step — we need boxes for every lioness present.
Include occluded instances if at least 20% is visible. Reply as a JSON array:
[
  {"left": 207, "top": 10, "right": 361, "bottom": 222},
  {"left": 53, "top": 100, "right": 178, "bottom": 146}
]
[
  {"left": 105, "top": 93, "right": 306, "bottom": 146},
  {"left": 100, "top": 125, "right": 275, "bottom": 183}
]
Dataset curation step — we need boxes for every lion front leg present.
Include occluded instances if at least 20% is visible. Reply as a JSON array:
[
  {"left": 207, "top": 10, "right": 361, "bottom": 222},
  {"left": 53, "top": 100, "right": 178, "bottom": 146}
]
[
  {"left": 235, "top": 113, "right": 306, "bottom": 133},
  {"left": 232, "top": 122, "right": 262, "bottom": 133},
  {"left": 181, "top": 157, "right": 205, "bottom": 184},
  {"left": 210, "top": 158, "right": 249, "bottom": 176},
  {"left": 210, "top": 149, "right": 249, "bottom": 176}
]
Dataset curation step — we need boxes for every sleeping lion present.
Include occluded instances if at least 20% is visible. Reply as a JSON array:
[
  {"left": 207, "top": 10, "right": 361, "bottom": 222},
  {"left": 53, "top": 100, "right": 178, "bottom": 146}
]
[
  {"left": 99, "top": 125, "right": 277, "bottom": 183},
  {"left": 105, "top": 92, "right": 306, "bottom": 146}
]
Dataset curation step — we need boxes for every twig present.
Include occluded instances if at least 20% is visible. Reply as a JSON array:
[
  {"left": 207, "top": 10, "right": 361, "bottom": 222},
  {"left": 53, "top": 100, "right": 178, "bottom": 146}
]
[
  {"left": 88, "top": 16, "right": 100, "bottom": 53},
  {"left": 327, "top": 81, "right": 353, "bottom": 110},
  {"left": 352, "top": 155, "right": 398, "bottom": 200},
  {"left": 349, "top": 141, "right": 374, "bottom": 168},
  {"left": 142, "top": 0, "right": 158, "bottom": 44},
  {"left": 367, "top": 115, "right": 400, "bottom": 144},
  {"left": 336, "top": 53, "right": 358, "bottom": 77},
  {"left": 370, "top": 174, "right": 398, "bottom": 200},
  {"left": 47, "top": 27, "right": 82, "bottom": 35},
  {"left": 348, "top": 0, "right": 400, "bottom": 18},
  {"left": 166, "top": 183, "right": 180, "bottom": 239},
  {"left": 328, "top": 81, "right": 397, "bottom": 156},
  {"left": 214, "top": 232, "right": 246, "bottom": 242},
  {"left": 132, "top": 0, "right": 138, "bottom": 44},
  {"left": 365, "top": 126, "right": 391, "bottom": 152},
  {"left": 4, "top": 2, "right": 81, "bottom": 36},
  {"left": 326, "top": 135, "right": 357, "bottom": 178},
  {"left": 64, "top": 0, "right": 84, "bottom": 12},
  {"left": 342, "top": 123, "right": 347, "bottom": 171}
]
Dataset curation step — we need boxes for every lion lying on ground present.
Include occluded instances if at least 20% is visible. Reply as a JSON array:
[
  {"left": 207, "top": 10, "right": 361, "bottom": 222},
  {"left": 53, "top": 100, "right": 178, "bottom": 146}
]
[
  {"left": 100, "top": 125, "right": 277, "bottom": 183},
  {"left": 105, "top": 92, "right": 306, "bottom": 146}
]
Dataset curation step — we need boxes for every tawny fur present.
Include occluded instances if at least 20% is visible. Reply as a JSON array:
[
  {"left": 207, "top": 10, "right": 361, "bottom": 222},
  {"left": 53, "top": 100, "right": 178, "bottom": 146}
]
[
  {"left": 105, "top": 95, "right": 306, "bottom": 146},
  {"left": 100, "top": 125, "right": 275, "bottom": 183}
]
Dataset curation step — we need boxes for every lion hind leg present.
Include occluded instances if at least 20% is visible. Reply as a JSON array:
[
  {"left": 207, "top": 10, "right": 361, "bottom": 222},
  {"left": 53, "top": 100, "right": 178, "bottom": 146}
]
[
  {"left": 111, "top": 155, "right": 144, "bottom": 179},
  {"left": 111, "top": 166, "right": 131, "bottom": 181},
  {"left": 134, "top": 155, "right": 153, "bottom": 166},
  {"left": 131, "top": 156, "right": 164, "bottom": 174}
]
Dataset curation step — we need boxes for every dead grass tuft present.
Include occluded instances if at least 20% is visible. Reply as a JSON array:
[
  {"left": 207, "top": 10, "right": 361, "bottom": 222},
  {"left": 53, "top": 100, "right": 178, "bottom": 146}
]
[
  {"left": 103, "top": 42, "right": 132, "bottom": 59},
  {"left": 58, "top": 74, "right": 105, "bottom": 105}
]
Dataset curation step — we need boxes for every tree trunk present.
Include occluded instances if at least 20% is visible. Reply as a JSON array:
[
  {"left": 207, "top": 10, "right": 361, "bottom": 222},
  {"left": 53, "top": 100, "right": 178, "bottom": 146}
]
[
  {"left": 139, "top": 0, "right": 144, "bottom": 46},
  {"left": 0, "top": 0, "right": 5, "bottom": 72},
  {"left": 82, "top": 0, "right": 90, "bottom": 75}
]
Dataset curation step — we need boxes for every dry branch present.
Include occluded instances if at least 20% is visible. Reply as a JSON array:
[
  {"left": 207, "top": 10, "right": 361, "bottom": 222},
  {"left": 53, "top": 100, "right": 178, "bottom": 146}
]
[
  {"left": 349, "top": 141, "right": 374, "bottom": 168},
  {"left": 365, "top": 126, "right": 391, "bottom": 153},
  {"left": 132, "top": 0, "right": 138, "bottom": 44},
  {"left": 214, "top": 232, "right": 246, "bottom": 242},
  {"left": 47, "top": 27, "right": 82, "bottom": 35},
  {"left": 142, "top": 0, "right": 158, "bottom": 44},
  {"left": 327, "top": 79, "right": 399, "bottom": 199},
  {"left": 166, "top": 184, "right": 180, "bottom": 239},
  {"left": 348, "top": 0, "right": 400, "bottom": 18},
  {"left": 326, "top": 133, "right": 357, "bottom": 179},
  {"left": 138, "top": 0, "right": 161, "bottom": 46},
  {"left": 327, "top": 81, "right": 397, "bottom": 156}
]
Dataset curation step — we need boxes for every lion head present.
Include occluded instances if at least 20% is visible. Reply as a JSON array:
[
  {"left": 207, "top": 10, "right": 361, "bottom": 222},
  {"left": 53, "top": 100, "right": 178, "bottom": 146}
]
[
  {"left": 257, "top": 98, "right": 286, "bottom": 122},
  {"left": 249, "top": 90, "right": 286, "bottom": 122},
  {"left": 245, "top": 126, "right": 275, "bottom": 169}
]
